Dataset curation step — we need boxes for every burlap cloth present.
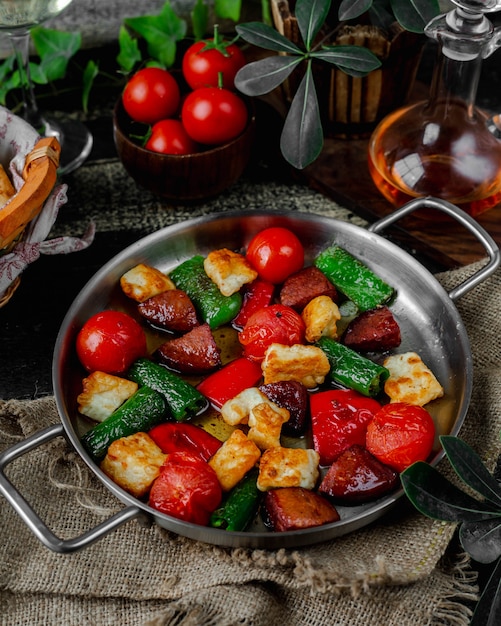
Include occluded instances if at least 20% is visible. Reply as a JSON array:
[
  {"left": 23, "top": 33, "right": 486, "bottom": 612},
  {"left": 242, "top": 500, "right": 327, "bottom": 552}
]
[{"left": 2, "top": 161, "right": 501, "bottom": 625}]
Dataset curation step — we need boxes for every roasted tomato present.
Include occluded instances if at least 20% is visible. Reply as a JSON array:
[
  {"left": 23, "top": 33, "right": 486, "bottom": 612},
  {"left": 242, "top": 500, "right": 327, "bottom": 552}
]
[
  {"left": 76, "top": 310, "right": 147, "bottom": 374},
  {"left": 238, "top": 304, "right": 306, "bottom": 361},
  {"left": 366, "top": 403, "right": 436, "bottom": 472},
  {"left": 246, "top": 227, "right": 304, "bottom": 284},
  {"left": 148, "top": 451, "right": 222, "bottom": 525}
]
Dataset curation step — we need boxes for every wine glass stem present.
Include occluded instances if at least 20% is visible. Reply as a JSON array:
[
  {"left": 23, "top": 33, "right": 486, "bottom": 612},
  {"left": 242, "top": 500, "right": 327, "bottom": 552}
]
[{"left": 9, "top": 30, "right": 47, "bottom": 134}]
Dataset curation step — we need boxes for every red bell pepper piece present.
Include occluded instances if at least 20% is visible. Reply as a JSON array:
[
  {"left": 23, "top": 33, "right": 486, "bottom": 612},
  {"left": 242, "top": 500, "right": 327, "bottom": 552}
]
[
  {"left": 196, "top": 357, "right": 263, "bottom": 408},
  {"left": 310, "top": 389, "right": 382, "bottom": 466},
  {"left": 149, "top": 422, "right": 222, "bottom": 461},
  {"left": 233, "top": 279, "right": 275, "bottom": 329}
]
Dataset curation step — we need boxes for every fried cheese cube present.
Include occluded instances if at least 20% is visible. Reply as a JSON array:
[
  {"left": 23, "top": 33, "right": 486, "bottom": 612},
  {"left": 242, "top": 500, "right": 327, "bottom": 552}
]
[
  {"left": 220, "top": 387, "right": 289, "bottom": 426},
  {"left": 247, "top": 402, "right": 290, "bottom": 450},
  {"left": 257, "top": 447, "right": 320, "bottom": 492},
  {"left": 203, "top": 248, "right": 258, "bottom": 297},
  {"left": 302, "top": 295, "right": 341, "bottom": 343},
  {"left": 120, "top": 263, "right": 175, "bottom": 302},
  {"left": 77, "top": 371, "right": 138, "bottom": 422},
  {"left": 383, "top": 351, "right": 444, "bottom": 406},
  {"left": 100, "top": 432, "right": 167, "bottom": 498},
  {"left": 261, "top": 343, "right": 330, "bottom": 389},
  {"left": 208, "top": 429, "right": 261, "bottom": 491}
]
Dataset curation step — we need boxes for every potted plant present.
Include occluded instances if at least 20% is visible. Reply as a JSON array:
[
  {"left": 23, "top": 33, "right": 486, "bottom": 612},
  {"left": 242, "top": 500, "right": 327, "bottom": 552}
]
[{"left": 235, "top": 0, "right": 441, "bottom": 168}]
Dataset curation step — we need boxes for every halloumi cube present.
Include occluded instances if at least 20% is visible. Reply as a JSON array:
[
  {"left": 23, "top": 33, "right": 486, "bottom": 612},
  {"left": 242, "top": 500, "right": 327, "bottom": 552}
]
[
  {"left": 77, "top": 371, "right": 138, "bottom": 422},
  {"left": 257, "top": 447, "right": 320, "bottom": 491},
  {"left": 261, "top": 343, "right": 330, "bottom": 388},
  {"left": 247, "top": 402, "right": 289, "bottom": 450},
  {"left": 302, "top": 295, "right": 341, "bottom": 343},
  {"left": 383, "top": 351, "right": 444, "bottom": 406},
  {"left": 120, "top": 263, "right": 175, "bottom": 302},
  {"left": 100, "top": 432, "right": 167, "bottom": 498},
  {"left": 220, "top": 387, "right": 289, "bottom": 426},
  {"left": 208, "top": 429, "right": 261, "bottom": 491},
  {"left": 203, "top": 248, "right": 258, "bottom": 296}
]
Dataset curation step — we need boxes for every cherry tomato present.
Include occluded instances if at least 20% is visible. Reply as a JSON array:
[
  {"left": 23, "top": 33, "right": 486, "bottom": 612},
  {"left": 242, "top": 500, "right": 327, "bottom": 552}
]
[
  {"left": 76, "top": 310, "right": 147, "bottom": 375},
  {"left": 366, "top": 403, "right": 436, "bottom": 472},
  {"left": 238, "top": 304, "right": 306, "bottom": 361},
  {"left": 148, "top": 451, "right": 222, "bottom": 525},
  {"left": 122, "top": 67, "right": 180, "bottom": 125},
  {"left": 148, "top": 422, "right": 222, "bottom": 462},
  {"left": 181, "top": 87, "right": 248, "bottom": 145},
  {"left": 246, "top": 227, "right": 304, "bottom": 284},
  {"left": 182, "top": 38, "right": 246, "bottom": 90},
  {"left": 145, "top": 119, "right": 198, "bottom": 155}
]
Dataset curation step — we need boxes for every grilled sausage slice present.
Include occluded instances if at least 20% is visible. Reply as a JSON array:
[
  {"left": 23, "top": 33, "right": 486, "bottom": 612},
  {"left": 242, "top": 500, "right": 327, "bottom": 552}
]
[
  {"left": 138, "top": 289, "right": 198, "bottom": 333},
  {"left": 156, "top": 323, "right": 221, "bottom": 374},
  {"left": 342, "top": 305, "right": 401, "bottom": 352},
  {"left": 263, "top": 487, "right": 339, "bottom": 531},
  {"left": 279, "top": 266, "right": 337, "bottom": 311}
]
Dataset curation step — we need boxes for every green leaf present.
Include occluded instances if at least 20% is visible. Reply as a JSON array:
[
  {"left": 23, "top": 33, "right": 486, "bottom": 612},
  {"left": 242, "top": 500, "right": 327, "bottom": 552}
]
[
  {"left": 311, "top": 45, "right": 381, "bottom": 75},
  {"left": 215, "top": 0, "right": 241, "bottom": 22},
  {"left": 441, "top": 436, "right": 501, "bottom": 508},
  {"left": 31, "top": 27, "right": 81, "bottom": 82},
  {"left": 234, "top": 55, "right": 302, "bottom": 96},
  {"left": 390, "top": 0, "right": 440, "bottom": 34},
  {"left": 460, "top": 518, "right": 501, "bottom": 564},
  {"left": 280, "top": 63, "right": 323, "bottom": 169},
  {"left": 401, "top": 462, "right": 499, "bottom": 522},
  {"left": 471, "top": 557, "right": 501, "bottom": 626},
  {"left": 82, "top": 60, "right": 99, "bottom": 113},
  {"left": 116, "top": 25, "right": 142, "bottom": 73},
  {"left": 295, "top": 0, "right": 332, "bottom": 50},
  {"left": 192, "top": 0, "right": 209, "bottom": 41},
  {"left": 236, "top": 22, "right": 304, "bottom": 54},
  {"left": 338, "top": 0, "right": 373, "bottom": 21},
  {"left": 125, "top": 2, "right": 187, "bottom": 67}
]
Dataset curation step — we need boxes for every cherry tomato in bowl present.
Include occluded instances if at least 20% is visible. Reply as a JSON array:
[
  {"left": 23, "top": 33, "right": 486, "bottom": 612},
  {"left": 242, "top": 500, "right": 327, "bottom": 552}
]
[
  {"left": 246, "top": 227, "right": 305, "bottom": 284},
  {"left": 182, "top": 37, "right": 246, "bottom": 90},
  {"left": 122, "top": 67, "right": 180, "bottom": 125},
  {"left": 76, "top": 310, "right": 147, "bottom": 375},
  {"left": 145, "top": 119, "right": 198, "bottom": 155}
]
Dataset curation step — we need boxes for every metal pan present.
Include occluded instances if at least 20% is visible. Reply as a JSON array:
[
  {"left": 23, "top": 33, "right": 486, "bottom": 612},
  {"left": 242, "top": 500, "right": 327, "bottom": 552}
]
[{"left": 0, "top": 197, "right": 499, "bottom": 553}]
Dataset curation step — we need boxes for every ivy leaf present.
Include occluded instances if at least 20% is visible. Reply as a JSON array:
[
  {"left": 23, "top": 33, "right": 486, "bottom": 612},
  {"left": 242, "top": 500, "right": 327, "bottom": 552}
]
[
  {"left": 116, "top": 25, "right": 142, "bottom": 73},
  {"left": 295, "top": 0, "right": 331, "bottom": 50},
  {"left": 338, "top": 0, "right": 373, "bottom": 21},
  {"left": 471, "top": 557, "right": 501, "bottom": 626},
  {"left": 125, "top": 2, "right": 187, "bottom": 67},
  {"left": 215, "top": 0, "right": 241, "bottom": 22},
  {"left": 0, "top": 56, "right": 18, "bottom": 105},
  {"left": 82, "top": 60, "right": 99, "bottom": 114},
  {"left": 31, "top": 27, "right": 81, "bottom": 82},
  {"left": 440, "top": 436, "right": 501, "bottom": 508},
  {"left": 236, "top": 22, "right": 303, "bottom": 54},
  {"left": 280, "top": 64, "right": 323, "bottom": 169},
  {"left": 390, "top": 0, "right": 440, "bottom": 34},
  {"left": 192, "top": 0, "right": 209, "bottom": 41},
  {"left": 311, "top": 45, "right": 381, "bottom": 76},
  {"left": 235, "top": 55, "right": 302, "bottom": 96},
  {"left": 401, "top": 461, "right": 500, "bottom": 522},
  {"left": 460, "top": 518, "right": 501, "bottom": 564}
]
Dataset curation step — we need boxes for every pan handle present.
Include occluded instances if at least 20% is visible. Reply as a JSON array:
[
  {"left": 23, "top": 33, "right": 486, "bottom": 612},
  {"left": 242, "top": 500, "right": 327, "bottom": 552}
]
[
  {"left": 0, "top": 423, "right": 145, "bottom": 553},
  {"left": 368, "top": 196, "right": 500, "bottom": 301}
]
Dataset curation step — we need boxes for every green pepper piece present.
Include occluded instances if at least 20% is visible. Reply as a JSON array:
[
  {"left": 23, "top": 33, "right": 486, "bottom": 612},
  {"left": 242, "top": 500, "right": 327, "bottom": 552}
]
[
  {"left": 81, "top": 386, "right": 167, "bottom": 462},
  {"left": 128, "top": 358, "right": 208, "bottom": 421},
  {"left": 314, "top": 244, "right": 394, "bottom": 312},
  {"left": 170, "top": 255, "right": 242, "bottom": 329},
  {"left": 316, "top": 336, "right": 389, "bottom": 397},
  {"left": 210, "top": 470, "right": 262, "bottom": 532}
]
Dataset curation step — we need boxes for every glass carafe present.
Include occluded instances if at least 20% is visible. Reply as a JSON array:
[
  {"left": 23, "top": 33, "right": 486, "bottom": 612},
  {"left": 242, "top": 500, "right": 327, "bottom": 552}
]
[{"left": 368, "top": 0, "right": 501, "bottom": 217}]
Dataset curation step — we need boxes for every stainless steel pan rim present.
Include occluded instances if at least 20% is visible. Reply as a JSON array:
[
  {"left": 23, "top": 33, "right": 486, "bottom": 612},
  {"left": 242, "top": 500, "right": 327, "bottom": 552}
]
[{"left": 1, "top": 197, "right": 499, "bottom": 552}]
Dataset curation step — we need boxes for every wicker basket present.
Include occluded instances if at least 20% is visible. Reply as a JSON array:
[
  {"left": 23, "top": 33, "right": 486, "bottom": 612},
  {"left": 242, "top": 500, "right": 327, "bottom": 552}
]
[{"left": 0, "top": 109, "right": 61, "bottom": 307}]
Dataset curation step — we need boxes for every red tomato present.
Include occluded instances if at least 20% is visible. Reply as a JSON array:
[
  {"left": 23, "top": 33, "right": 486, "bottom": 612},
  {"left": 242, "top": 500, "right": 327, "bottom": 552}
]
[
  {"left": 246, "top": 227, "right": 304, "bottom": 284},
  {"left": 148, "top": 451, "right": 222, "bottom": 525},
  {"left": 182, "top": 38, "right": 246, "bottom": 90},
  {"left": 366, "top": 403, "right": 436, "bottom": 472},
  {"left": 122, "top": 67, "right": 180, "bottom": 125},
  {"left": 145, "top": 119, "right": 198, "bottom": 155},
  {"left": 76, "top": 310, "right": 147, "bottom": 374},
  {"left": 238, "top": 304, "right": 306, "bottom": 361},
  {"left": 148, "top": 422, "right": 222, "bottom": 461},
  {"left": 310, "top": 389, "right": 382, "bottom": 466},
  {"left": 181, "top": 87, "right": 248, "bottom": 145}
]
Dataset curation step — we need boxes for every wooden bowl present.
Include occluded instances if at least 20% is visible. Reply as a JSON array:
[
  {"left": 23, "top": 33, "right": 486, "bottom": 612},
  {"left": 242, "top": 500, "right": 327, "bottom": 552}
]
[{"left": 112, "top": 99, "right": 256, "bottom": 201}]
